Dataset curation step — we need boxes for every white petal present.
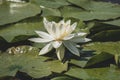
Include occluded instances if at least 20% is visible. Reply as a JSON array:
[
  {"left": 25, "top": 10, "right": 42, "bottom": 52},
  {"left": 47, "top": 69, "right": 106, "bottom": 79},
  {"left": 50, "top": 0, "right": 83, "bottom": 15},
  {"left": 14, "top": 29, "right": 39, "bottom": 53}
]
[
  {"left": 70, "top": 37, "right": 91, "bottom": 43},
  {"left": 56, "top": 28, "right": 60, "bottom": 39},
  {"left": 52, "top": 41, "right": 62, "bottom": 48},
  {"left": 43, "top": 17, "right": 49, "bottom": 26},
  {"left": 76, "top": 32, "right": 87, "bottom": 37},
  {"left": 85, "top": 38, "right": 91, "bottom": 42},
  {"left": 51, "top": 21, "right": 57, "bottom": 35},
  {"left": 56, "top": 45, "right": 65, "bottom": 61},
  {"left": 69, "top": 22, "right": 77, "bottom": 33},
  {"left": 40, "top": 5, "right": 45, "bottom": 8},
  {"left": 28, "top": 38, "right": 52, "bottom": 43},
  {"left": 55, "top": 23, "right": 61, "bottom": 38},
  {"left": 63, "top": 34, "right": 74, "bottom": 40},
  {"left": 35, "top": 31, "right": 53, "bottom": 40},
  {"left": 44, "top": 22, "right": 52, "bottom": 33},
  {"left": 63, "top": 41, "right": 80, "bottom": 56},
  {"left": 66, "top": 20, "right": 71, "bottom": 25},
  {"left": 39, "top": 43, "right": 53, "bottom": 55},
  {"left": 59, "top": 20, "right": 66, "bottom": 34},
  {"left": 43, "top": 18, "right": 55, "bottom": 36},
  {"left": 43, "top": 17, "right": 48, "bottom": 24},
  {"left": 59, "top": 19, "right": 64, "bottom": 24},
  {"left": 60, "top": 24, "right": 66, "bottom": 35}
]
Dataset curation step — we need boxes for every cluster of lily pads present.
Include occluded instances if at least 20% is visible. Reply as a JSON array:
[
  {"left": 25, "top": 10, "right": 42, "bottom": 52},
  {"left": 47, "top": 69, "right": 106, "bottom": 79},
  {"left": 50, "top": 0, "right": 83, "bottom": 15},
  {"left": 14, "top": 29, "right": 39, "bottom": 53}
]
[{"left": 0, "top": 0, "right": 120, "bottom": 80}]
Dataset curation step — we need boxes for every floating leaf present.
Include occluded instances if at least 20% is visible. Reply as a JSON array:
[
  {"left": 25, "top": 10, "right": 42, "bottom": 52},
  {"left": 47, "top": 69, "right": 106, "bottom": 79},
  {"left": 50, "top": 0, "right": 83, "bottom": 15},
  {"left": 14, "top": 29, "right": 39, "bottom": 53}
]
[
  {"left": 41, "top": 8, "right": 61, "bottom": 17},
  {"left": 60, "top": 0, "right": 120, "bottom": 20},
  {"left": 89, "top": 22, "right": 120, "bottom": 35},
  {"left": 90, "top": 29, "right": 120, "bottom": 41},
  {"left": 103, "top": 19, "right": 120, "bottom": 27},
  {"left": 70, "top": 52, "right": 113, "bottom": 68},
  {"left": 0, "top": 17, "right": 44, "bottom": 42},
  {"left": 84, "top": 42, "right": 120, "bottom": 55},
  {"left": 51, "top": 76, "right": 74, "bottom": 80},
  {"left": 0, "top": 46, "right": 68, "bottom": 78},
  {"left": 30, "top": 0, "right": 70, "bottom": 8},
  {"left": 65, "top": 66, "right": 120, "bottom": 80},
  {"left": 84, "top": 42, "right": 120, "bottom": 64},
  {"left": 0, "top": 1, "right": 41, "bottom": 25}
]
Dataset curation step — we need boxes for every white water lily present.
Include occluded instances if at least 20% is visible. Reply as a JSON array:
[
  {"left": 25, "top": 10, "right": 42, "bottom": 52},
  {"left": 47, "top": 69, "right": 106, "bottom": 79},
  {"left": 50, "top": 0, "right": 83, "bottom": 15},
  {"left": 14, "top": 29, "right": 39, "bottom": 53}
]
[{"left": 29, "top": 18, "right": 91, "bottom": 61}]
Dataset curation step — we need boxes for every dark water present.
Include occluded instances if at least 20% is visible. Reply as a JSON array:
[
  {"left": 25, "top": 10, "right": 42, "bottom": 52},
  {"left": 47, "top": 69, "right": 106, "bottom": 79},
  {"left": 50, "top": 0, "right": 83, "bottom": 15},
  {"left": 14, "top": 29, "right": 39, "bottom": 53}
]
[{"left": 102, "top": 0, "right": 120, "bottom": 4}]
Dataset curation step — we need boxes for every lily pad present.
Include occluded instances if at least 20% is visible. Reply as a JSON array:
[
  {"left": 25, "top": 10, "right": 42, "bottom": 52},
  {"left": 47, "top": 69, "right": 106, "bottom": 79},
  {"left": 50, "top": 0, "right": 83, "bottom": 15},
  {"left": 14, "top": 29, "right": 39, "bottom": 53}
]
[
  {"left": 103, "top": 19, "right": 120, "bottom": 27},
  {"left": 41, "top": 8, "right": 61, "bottom": 17},
  {"left": 60, "top": 0, "right": 120, "bottom": 20},
  {"left": 84, "top": 42, "right": 120, "bottom": 64},
  {"left": 65, "top": 66, "right": 120, "bottom": 80},
  {"left": 0, "top": 17, "right": 44, "bottom": 42},
  {"left": 30, "top": 0, "right": 70, "bottom": 9},
  {"left": 51, "top": 76, "right": 74, "bottom": 80},
  {"left": 0, "top": 1, "right": 41, "bottom": 25},
  {"left": 0, "top": 46, "right": 68, "bottom": 78},
  {"left": 90, "top": 29, "right": 120, "bottom": 41},
  {"left": 84, "top": 42, "right": 120, "bottom": 55},
  {"left": 70, "top": 52, "right": 113, "bottom": 68},
  {"left": 89, "top": 22, "right": 120, "bottom": 35}
]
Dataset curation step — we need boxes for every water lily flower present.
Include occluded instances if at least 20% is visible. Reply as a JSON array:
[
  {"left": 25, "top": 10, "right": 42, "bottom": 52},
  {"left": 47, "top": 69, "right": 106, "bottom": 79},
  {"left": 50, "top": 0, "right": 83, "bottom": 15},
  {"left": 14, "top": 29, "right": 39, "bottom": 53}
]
[{"left": 29, "top": 18, "right": 91, "bottom": 61}]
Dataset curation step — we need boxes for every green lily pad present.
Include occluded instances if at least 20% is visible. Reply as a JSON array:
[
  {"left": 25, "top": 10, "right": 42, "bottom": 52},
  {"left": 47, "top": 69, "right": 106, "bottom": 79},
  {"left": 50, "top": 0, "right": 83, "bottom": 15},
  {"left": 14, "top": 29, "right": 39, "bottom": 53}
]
[
  {"left": 103, "top": 19, "right": 120, "bottom": 27},
  {"left": 89, "top": 22, "right": 120, "bottom": 35},
  {"left": 30, "top": 0, "right": 70, "bottom": 8},
  {"left": 0, "top": 17, "right": 44, "bottom": 42},
  {"left": 84, "top": 42, "right": 120, "bottom": 64},
  {"left": 0, "top": 46, "right": 68, "bottom": 78},
  {"left": 70, "top": 52, "right": 113, "bottom": 68},
  {"left": 41, "top": 8, "right": 61, "bottom": 17},
  {"left": 90, "top": 29, "right": 120, "bottom": 41},
  {"left": 60, "top": 0, "right": 120, "bottom": 21},
  {"left": 84, "top": 42, "right": 120, "bottom": 55},
  {"left": 65, "top": 66, "right": 120, "bottom": 80},
  {"left": 0, "top": 1, "right": 41, "bottom": 25},
  {"left": 51, "top": 76, "right": 74, "bottom": 80}
]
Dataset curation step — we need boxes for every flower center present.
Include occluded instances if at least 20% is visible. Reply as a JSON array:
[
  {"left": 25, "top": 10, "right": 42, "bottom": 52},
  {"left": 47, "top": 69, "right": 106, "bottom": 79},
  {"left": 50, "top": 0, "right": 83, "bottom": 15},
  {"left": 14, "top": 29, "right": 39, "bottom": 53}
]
[{"left": 55, "top": 32, "right": 68, "bottom": 41}]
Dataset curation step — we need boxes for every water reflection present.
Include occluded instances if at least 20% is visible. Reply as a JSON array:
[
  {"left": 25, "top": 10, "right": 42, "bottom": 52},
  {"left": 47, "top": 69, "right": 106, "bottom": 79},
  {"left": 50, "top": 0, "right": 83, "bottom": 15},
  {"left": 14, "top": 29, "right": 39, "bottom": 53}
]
[{"left": 7, "top": 0, "right": 25, "bottom": 3}]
